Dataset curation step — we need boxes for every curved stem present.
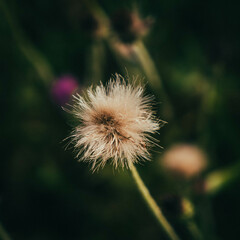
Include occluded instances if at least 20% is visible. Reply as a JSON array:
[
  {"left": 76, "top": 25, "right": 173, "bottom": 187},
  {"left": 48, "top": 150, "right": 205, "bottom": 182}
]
[
  {"left": 186, "top": 221, "right": 203, "bottom": 240},
  {"left": 133, "top": 41, "right": 174, "bottom": 119},
  {"left": 0, "top": 0, "right": 54, "bottom": 87},
  {"left": 86, "top": 39, "right": 106, "bottom": 85},
  {"left": 0, "top": 223, "right": 11, "bottom": 240},
  {"left": 129, "top": 163, "right": 180, "bottom": 240}
]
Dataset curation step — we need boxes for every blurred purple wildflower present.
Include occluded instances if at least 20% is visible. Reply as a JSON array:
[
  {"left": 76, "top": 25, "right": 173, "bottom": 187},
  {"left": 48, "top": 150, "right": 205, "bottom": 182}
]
[{"left": 51, "top": 75, "right": 79, "bottom": 106}]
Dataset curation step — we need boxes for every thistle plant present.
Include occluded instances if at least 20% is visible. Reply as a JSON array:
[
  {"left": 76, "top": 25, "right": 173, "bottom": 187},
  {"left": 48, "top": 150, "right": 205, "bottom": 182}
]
[{"left": 66, "top": 74, "right": 179, "bottom": 240}]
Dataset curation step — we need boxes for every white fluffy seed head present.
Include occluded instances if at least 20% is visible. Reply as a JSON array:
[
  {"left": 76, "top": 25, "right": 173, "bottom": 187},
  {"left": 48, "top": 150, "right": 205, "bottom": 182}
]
[{"left": 67, "top": 74, "right": 161, "bottom": 171}]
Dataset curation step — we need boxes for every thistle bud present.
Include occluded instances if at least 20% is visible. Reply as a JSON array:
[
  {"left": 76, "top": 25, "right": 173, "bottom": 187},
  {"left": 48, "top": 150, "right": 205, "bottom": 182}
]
[{"left": 111, "top": 9, "right": 153, "bottom": 43}]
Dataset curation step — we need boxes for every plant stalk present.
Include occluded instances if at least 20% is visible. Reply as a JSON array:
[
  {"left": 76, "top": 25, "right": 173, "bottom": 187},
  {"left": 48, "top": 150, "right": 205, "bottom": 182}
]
[
  {"left": 0, "top": 223, "right": 11, "bottom": 240},
  {"left": 0, "top": 0, "right": 54, "bottom": 87},
  {"left": 129, "top": 163, "right": 180, "bottom": 240}
]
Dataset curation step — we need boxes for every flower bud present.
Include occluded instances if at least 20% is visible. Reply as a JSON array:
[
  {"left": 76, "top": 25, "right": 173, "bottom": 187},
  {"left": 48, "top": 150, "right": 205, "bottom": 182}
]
[{"left": 111, "top": 9, "right": 153, "bottom": 43}]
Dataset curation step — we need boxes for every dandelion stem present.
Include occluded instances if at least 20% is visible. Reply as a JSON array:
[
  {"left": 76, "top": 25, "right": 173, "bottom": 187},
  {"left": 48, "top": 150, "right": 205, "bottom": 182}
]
[
  {"left": 0, "top": 223, "right": 11, "bottom": 240},
  {"left": 129, "top": 163, "right": 180, "bottom": 240}
]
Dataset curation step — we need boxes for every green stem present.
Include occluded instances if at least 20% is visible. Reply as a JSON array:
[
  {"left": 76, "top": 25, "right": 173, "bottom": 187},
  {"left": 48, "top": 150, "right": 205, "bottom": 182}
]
[
  {"left": 134, "top": 41, "right": 162, "bottom": 90},
  {"left": 186, "top": 221, "right": 203, "bottom": 240},
  {"left": 133, "top": 41, "right": 174, "bottom": 119},
  {"left": 180, "top": 198, "right": 203, "bottom": 240},
  {"left": 86, "top": 39, "right": 106, "bottom": 84},
  {"left": 0, "top": 0, "right": 54, "bottom": 86},
  {"left": 129, "top": 163, "right": 180, "bottom": 240},
  {"left": 0, "top": 223, "right": 11, "bottom": 240}
]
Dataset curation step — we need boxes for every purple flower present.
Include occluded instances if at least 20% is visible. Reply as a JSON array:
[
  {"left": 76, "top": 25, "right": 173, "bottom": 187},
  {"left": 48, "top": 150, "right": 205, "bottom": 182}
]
[{"left": 51, "top": 75, "right": 79, "bottom": 106}]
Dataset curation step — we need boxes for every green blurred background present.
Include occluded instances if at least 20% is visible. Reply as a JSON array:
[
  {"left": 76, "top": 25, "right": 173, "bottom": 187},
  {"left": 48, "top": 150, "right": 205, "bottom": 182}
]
[{"left": 1, "top": 0, "right": 240, "bottom": 239}]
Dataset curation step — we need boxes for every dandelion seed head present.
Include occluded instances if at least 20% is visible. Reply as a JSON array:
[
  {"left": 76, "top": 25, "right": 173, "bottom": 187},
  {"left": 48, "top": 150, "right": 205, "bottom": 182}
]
[{"left": 68, "top": 74, "right": 160, "bottom": 171}]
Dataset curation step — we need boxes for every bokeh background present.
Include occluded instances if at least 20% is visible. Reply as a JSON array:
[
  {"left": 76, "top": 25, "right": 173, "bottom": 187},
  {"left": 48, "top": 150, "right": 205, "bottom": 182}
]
[{"left": 1, "top": 0, "right": 240, "bottom": 239}]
